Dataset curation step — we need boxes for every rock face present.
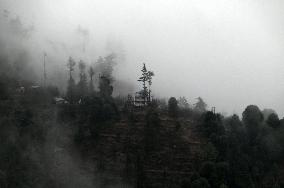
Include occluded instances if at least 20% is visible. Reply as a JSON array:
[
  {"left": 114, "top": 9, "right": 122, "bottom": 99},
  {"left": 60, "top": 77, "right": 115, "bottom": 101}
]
[{"left": 85, "top": 110, "right": 205, "bottom": 188}]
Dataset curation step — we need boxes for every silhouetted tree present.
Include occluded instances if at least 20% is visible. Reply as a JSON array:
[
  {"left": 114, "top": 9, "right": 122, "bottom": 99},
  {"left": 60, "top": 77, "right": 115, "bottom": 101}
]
[
  {"left": 88, "top": 66, "right": 95, "bottom": 93},
  {"left": 66, "top": 57, "right": 76, "bottom": 103},
  {"left": 168, "top": 97, "right": 178, "bottom": 118},
  {"left": 102, "top": 53, "right": 116, "bottom": 79},
  {"left": 226, "top": 114, "right": 243, "bottom": 133},
  {"left": 77, "top": 60, "right": 88, "bottom": 97},
  {"left": 195, "top": 97, "right": 207, "bottom": 113},
  {"left": 94, "top": 54, "right": 116, "bottom": 82},
  {"left": 242, "top": 105, "right": 263, "bottom": 144},
  {"left": 262, "top": 108, "right": 276, "bottom": 121},
  {"left": 138, "top": 63, "right": 148, "bottom": 105},
  {"left": 225, "top": 114, "right": 246, "bottom": 162},
  {"left": 67, "top": 57, "right": 76, "bottom": 80},
  {"left": 178, "top": 96, "right": 190, "bottom": 109},
  {"left": 266, "top": 113, "right": 280, "bottom": 128},
  {"left": 146, "top": 70, "right": 154, "bottom": 102},
  {"left": 201, "top": 111, "right": 224, "bottom": 137},
  {"left": 99, "top": 75, "right": 113, "bottom": 98}
]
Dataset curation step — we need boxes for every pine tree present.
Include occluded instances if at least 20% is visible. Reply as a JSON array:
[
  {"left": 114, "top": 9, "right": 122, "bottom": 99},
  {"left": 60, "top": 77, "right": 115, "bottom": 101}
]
[
  {"left": 178, "top": 96, "right": 190, "bottom": 109},
  {"left": 88, "top": 66, "right": 95, "bottom": 93},
  {"left": 67, "top": 57, "right": 76, "bottom": 80},
  {"left": 99, "top": 75, "right": 113, "bottom": 98},
  {"left": 138, "top": 63, "right": 148, "bottom": 105},
  {"left": 77, "top": 60, "right": 87, "bottom": 97},
  {"left": 194, "top": 97, "right": 207, "bottom": 112},
  {"left": 146, "top": 70, "right": 154, "bottom": 102},
  {"left": 168, "top": 97, "right": 178, "bottom": 118},
  {"left": 66, "top": 57, "right": 76, "bottom": 103}
]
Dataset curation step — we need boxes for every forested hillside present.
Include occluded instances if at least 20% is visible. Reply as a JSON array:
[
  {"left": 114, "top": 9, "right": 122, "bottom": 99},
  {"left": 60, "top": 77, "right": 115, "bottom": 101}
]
[{"left": 1, "top": 56, "right": 284, "bottom": 188}]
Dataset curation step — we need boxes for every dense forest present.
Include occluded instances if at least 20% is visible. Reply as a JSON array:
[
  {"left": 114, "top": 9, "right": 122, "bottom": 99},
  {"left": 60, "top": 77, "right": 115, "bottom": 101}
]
[{"left": 1, "top": 51, "right": 284, "bottom": 188}]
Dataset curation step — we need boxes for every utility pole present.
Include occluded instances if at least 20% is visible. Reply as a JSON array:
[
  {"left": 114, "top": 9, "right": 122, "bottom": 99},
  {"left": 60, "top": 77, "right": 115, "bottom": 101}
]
[{"left": 43, "top": 52, "right": 47, "bottom": 87}]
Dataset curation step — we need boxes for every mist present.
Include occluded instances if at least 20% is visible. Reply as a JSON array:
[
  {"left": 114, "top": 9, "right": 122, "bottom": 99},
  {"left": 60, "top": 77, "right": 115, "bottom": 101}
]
[
  {"left": 1, "top": 0, "right": 284, "bottom": 115},
  {"left": 2, "top": 1, "right": 284, "bottom": 187}
]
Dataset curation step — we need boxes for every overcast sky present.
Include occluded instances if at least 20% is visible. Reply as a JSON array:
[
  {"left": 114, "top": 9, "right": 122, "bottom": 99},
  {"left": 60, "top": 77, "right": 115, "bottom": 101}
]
[{"left": 1, "top": 0, "right": 284, "bottom": 116}]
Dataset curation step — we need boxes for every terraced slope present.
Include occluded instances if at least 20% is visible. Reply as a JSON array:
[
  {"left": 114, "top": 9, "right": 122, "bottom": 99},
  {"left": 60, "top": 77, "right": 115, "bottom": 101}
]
[{"left": 86, "top": 110, "right": 206, "bottom": 187}]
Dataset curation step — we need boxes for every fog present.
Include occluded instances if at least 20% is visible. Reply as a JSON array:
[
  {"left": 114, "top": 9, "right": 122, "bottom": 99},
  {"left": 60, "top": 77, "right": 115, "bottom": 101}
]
[{"left": 1, "top": 0, "right": 284, "bottom": 116}]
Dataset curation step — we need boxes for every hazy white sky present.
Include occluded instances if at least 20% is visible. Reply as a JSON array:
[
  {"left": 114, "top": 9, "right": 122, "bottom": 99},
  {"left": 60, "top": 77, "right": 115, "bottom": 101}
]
[{"left": 1, "top": 0, "right": 284, "bottom": 116}]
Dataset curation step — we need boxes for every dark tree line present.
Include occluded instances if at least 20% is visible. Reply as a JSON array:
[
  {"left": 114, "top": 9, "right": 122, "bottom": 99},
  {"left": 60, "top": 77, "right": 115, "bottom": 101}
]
[
  {"left": 1, "top": 51, "right": 284, "bottom": 188},
  {"left": 184, "top": 104, "right": 284, "bottom": 188},
  {"left": 66, "top": 54, "right": 116, "bottom": 104}
]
